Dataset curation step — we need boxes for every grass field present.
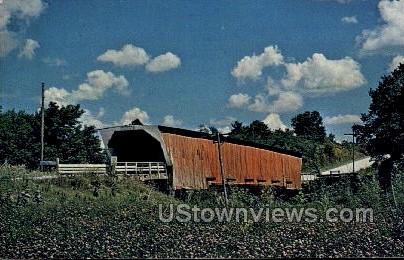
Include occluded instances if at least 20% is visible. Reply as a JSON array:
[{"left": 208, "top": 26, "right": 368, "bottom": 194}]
[{"left": 1, "top": 166, "right": 403, "bottom": 258}]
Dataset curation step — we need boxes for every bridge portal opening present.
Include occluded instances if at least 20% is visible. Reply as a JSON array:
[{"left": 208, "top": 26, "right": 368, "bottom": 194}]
[{"left": 108, "top": 130, "right": 166, "bottom": 163}]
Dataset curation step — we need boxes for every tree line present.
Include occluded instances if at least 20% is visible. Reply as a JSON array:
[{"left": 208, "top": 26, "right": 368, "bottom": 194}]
[
  {"left": 0, "top": 102, "right": 105, "bottom": 169},
  {"left": 1, "top": 64, "right": 403, "bottom": 191}
]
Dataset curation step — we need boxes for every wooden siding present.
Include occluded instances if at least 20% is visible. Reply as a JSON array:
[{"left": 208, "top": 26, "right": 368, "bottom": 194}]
[{"left": 161, "top": 133, "right": 302, "bottom": 190}]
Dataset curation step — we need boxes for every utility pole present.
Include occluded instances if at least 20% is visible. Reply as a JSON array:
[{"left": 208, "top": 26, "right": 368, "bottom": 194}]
[
  {"left": 40, "top": 82, "right": 45, "bottom": 171},
  {"left": 215, "top": 132, "right": 228, "bottom": 206},
  {"left": 344, "top": 127, "right": 356, "bottom": 174}
]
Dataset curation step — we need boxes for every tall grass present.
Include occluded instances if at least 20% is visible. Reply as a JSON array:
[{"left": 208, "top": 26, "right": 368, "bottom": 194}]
[{"left": 0, "top": 166, "right": 403, "bottom": 258}]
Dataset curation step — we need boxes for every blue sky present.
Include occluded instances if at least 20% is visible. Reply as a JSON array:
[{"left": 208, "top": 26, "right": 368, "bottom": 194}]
[{"left": 1, "top": 0, "right": 404, "bottom": 140}]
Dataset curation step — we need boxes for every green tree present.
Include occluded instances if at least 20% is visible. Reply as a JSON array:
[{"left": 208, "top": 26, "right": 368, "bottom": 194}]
[
  {"left": 291, "top": 111, "right": 326, "bottom": 142},
  {"left": 229, "top": 121, "right": 245, "bottom": 138},
  {"left": 197, "top": 124, "right": 219, "bottom": 135},
  {"left": 248, "top": 120, "right": 270, "bottom": 141},
  {"left": 0, "top": 102, "right": 106, "bottom": 169},
  {"left": 0, "top": 109, "right": 39, "bottom": 167},
  {"left": 355, "top": 64, "right": 404, "bottom": 191},
  {"left": 38, "top": 102, "right": 106, "bottom": 164}
]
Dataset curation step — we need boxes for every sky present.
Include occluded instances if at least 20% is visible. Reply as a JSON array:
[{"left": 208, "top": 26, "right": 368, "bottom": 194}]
[{"left": 1, "top": 0, "right": 404, "bottom": 141}]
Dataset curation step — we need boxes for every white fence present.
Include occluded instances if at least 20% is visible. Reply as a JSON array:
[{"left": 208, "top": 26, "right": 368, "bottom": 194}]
[
  {"left": 301, "top": 174, "right": 316, "bottom": 182},
  {"left": 58, "top": 163, "right": 108, "bottom": 174},
  {"left": 53, "top": 159, "right": 168, "bottom": 180},
  {"left": 115, "top": 162, "right": 166, "bottom": 175}
]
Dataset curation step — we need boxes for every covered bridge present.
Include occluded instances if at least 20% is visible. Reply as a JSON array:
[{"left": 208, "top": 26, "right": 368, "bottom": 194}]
[{"left": 98, "top": 125, "right": 302, "bottom": 190}]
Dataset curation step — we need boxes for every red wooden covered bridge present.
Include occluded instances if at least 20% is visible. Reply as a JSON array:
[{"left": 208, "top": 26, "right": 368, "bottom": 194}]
[{"left": 98, "top": 125, "right": 302, "bottom": 190}]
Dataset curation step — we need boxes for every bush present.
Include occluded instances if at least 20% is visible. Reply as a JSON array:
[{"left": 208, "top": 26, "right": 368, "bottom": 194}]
[{"left": 1, "top": 167, "right": 403, "bottom": 258}]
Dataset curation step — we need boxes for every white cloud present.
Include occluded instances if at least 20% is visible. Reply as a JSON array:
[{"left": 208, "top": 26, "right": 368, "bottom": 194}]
[
  {"left": 341, "top": 16, "right": 358, "bottom": 24},
  {"left": 217, "top": 126, "right": 232, "bottom": 134},
  {"left": 97, "top": 44, "right": 150, "bottom": 67},
  {"left": 0, "top": 31, "right": 18, "bottom": 57},
  {"left": 120, "top": 107, "right": 150, "bottom": 125},
  {"left": 248, "top": 94, "right": 271, "bottom": 113},
  {"left": 43, "top": 57, "right": 67, "bottom": 66},
  {"left": 161, "top": 115, "right": 183, "bottom": 127},
  {"left": 0, "top": 0, "right": 45, "bottom": 57},
  {"left": 247, "top": 92, "right": 303, "bottom": 113},
  {"left": 231, "top": 45, "right": 284, "bottom": 81},
  {"left": 209, "top": 116, "right": 237, "bottom": 127},
  {"left": 231, "top": 45, "right": 365, "bottom": 99},
  {"left": 72, "top": 70, "right": 129, "bottom": 101},
  {"left": 146, "top": 52, "right": 181, "bottom": 73},
  {"left": 227, "top": 93, "right": 251, "bottom": 108},
  {"left": 281, "top": 53, "right": 365, "bottom": 94},
  {"left": 272, "top": 91, "right": 303, "bottom": 113},
  {"left": 229, "top": 45, "right": 365, "bottom": 118},
  {"left": 18, "top": 39, "right": 39, "bottom": 59},
  {"left": 248, "top": 95, "right": 267, "bottom": 113},
  {"left": 266, "top": 76, "right": 282, "bottom": 96},
  {"left": 324, "top": 114, "right": 362, "bottom": 125},
  {"left": 262, "top": 113, "right": 287, "bottom": 130},
  {"left": 44, "top": 87, "right": 71, "bottom": 106},
  {"left": 1, "top": 0, "right": 44, "bottom": 23},
  {"left": 45, "top": 70, "right": 129, "bottom": 106},
  {"left": 208, "top": 116, "right": 237, "bottom": 134},
  {"left": 80, "top": 108, "right": 105, "bottom": 128},
  {"left": 389, "top": 55, "right": 404, "bottom": 71},
  {"left": 97, "top": 44, "right": 181, "bottom": 73},
  {"left": 358, "top": 0, "right": 404, "bottom": 52}
]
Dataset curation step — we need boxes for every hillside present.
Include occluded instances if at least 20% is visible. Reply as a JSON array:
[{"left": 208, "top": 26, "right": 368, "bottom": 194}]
[{"left": 1, "top": 166, "right": 403, "bottom": 258}]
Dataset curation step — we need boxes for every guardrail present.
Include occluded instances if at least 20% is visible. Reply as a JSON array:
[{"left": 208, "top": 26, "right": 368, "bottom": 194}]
[
  {"left": 50, "top": 158, "right": 168, "bottom": 180},
  {"left": 58, "top": 163, "right": 108, "bottom": 174},
  {"left": 301, "top": 174, "right": 316, "bottom": 182},
  {"left": 115, "top": 162, "right": 166, "bottom": 175}
]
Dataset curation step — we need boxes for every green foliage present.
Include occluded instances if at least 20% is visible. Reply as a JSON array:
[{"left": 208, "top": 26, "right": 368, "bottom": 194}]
[
  {"left": 291, "top": 111, "right": 326, "bottom": 142},
  {"left": 39, "top": 102, "right": 106, "bottom": 164},
  {"left": 0, "top": 166, "right": 403, "bottom": 258},
  {"left": 198, "top": 124, "right": 218, "bottom": 135},
  {"left": 356, "top": 64, "right": 404, "bottom": 161},
  {"left": 0, "top": 102, "right": 106, "bottom": 168},
  {"left": 355, "top": 63, "right": 404, "bottom": 190},
  {"left": 0, "top": 109, "right": 39, "bottom": 167},
  {"left": 183, "top": 189, "right": 224, "bottom": 208}
]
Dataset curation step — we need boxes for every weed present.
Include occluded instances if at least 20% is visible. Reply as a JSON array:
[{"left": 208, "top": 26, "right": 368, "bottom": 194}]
[{"left": 0, "top": 166, "right": 403, "bottom": 258}]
